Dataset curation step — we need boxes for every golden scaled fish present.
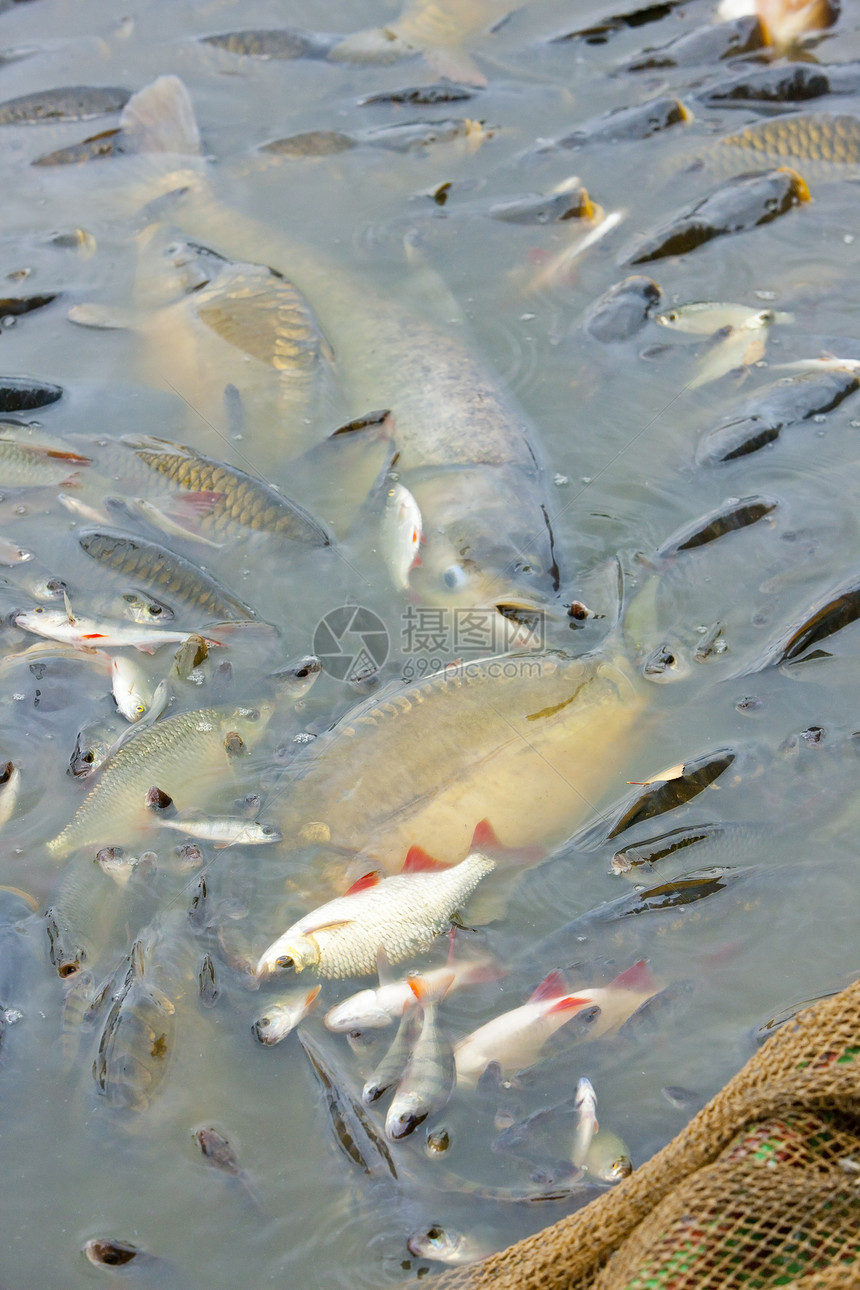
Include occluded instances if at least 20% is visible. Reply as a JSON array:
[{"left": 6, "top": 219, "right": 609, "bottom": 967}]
[
  {"left": 273, "top": 649, "right": 645, "bottom": 875},
  {"left": 719, "top": 112, "right": 860, "bottom": 171},
  {"left": 69, "top": 229, "right": 335, "bottom": 461},
  {"left": 107, "top": 77, "right": 561, "bottom": 620},
  {"left": 47, "top": 702, "right": 272, "bottom": 858},
  {"left": 256, "top": 853, "right": 495, "bottom": 979}
]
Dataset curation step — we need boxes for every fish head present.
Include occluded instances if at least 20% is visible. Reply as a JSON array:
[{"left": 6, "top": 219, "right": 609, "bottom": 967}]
[
  {"left": 225, "top": 699, "right": 276, "bottom": 744},
  {"left": 134, "top": 221, "right": 230, "bottom": 309},
  {"left": 407, "top": 469, "right": 560, "bottom": 629},
  {"left": 407, "top": 1225, "right": 468, "bottom": 1264},
  {"left": 256, "top": 932, "right": 320, "bottom": 977},
  {"left": 385, "top": 1095, "right": 429, "bottom": 1140}
]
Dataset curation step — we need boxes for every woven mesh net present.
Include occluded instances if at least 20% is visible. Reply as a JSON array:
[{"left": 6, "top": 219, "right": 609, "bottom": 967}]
[{"left": 422, "top": 977, "right": 860, "bottom": 1290}]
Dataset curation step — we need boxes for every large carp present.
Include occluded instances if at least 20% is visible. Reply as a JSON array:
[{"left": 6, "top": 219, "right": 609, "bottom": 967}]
[
  {"left": 269, "top": 648, "right": 646, "bottom": 876},
  {"left": 101, "top": 77, "right": 563, "bottom": 621}
]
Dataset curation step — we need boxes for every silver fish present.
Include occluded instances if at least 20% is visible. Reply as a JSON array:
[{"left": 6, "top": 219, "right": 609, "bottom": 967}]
[
  {"left": 251, "top": 985, "right": 321, "bottom": 1044},
  {"left": 256, "top": 853, "right": 495, "bottom": 979},
  {"left": 571, "top": 1077, "right": 598, "bottom": 1167},
  {"left": 361, "top": 1004, "right": 417, "bottom": 1105},
  {"left": 385, "top": 975, "right": 456, "bottom": 1140}
]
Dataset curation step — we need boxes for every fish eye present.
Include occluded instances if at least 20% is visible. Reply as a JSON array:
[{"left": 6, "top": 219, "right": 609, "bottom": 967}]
[
  {"left": 82, "top": 751, "right": 94, "bottom": 763},
  {"left": 666, "top": 310, "right": 679, "bottom": 322},
  {"left": 443, "top": 564, "right": 469, "bottom": 591},
  {"left": 261, "top": 825, "right": 276, "bottom": 837},
  {"left": 238, "top": 707, "right": 259, "bottom": 721},
  {"left": 275, "top": 955, "right": 293, "bottom": 969},
  {"left": 426, "top": 1228, "right": 442, "bottom": 1241},
  {"left": 34, "top": 606, "right": 44, "bottom": 614}
]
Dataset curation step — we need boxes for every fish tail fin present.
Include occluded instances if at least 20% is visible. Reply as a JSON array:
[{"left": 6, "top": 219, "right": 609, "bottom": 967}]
[{"left": 119, "top": 75, "right": 202, "bottom": 157}]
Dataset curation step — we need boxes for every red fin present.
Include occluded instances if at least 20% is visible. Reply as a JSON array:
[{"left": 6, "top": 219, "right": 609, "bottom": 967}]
[
  {"left": 45, "top": 449, "right": 91, "bottom": 464},
  {"left": 305, "top": 984, "right": 322, "bottom": 1008},
  {"left": 403, "top": 845, "right": 448, "bottom": 873},
  {"left": 172, "top": 490, "right": 225, "bottom": 515},
  {"left": 529, "top": 969, "right": 570, "bottom": 1004},
  {"left": 345, "top": 870, "right": 382, "bottom": 896},
  {"left": 410, "top": 970, "right": 455, "bottom": 1006},
  {"left": 610, "top": 959, "right": 657, "bottom": 993},
  {"left": 469, "top": 818, "right": 544, "bottom": 867},
  {"left": 547, "top": 995, "right": 590, "bottom": 1015},
  {"left": 81, "top": 632, "right": 108, "bottom": 639}
]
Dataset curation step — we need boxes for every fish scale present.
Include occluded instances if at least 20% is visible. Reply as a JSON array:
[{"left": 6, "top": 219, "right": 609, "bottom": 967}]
[
  {"left": 131, "top": 444, "right": 331, "bottom": 544},
  {"left": 47, "top": 704, "right": 270, "bottom": 857}
]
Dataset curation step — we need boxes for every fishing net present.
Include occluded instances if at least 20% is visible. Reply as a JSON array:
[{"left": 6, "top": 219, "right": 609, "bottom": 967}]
[{"left": 423, "top": 976, "right": 860, "bottom": 1290}]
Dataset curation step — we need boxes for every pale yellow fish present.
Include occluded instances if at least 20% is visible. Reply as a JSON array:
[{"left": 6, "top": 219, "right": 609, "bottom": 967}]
[
  {"left": 381, "top": 481, "right": 423, "bottom": 590},
  {"left": 47, "top": 702, "right": 272, "bottom": 858},
  {"left": 256, "top": 853, "right": 495, "bottom": 979}
]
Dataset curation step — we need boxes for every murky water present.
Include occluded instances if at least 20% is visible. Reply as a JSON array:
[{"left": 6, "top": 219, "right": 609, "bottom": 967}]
[{"left": 0, "top": 0, "right": 860, "bottom": 1285}]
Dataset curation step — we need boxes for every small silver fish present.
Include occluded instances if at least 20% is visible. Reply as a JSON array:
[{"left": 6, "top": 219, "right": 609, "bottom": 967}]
[
  {"left": 655, "top": 301, "right": 793, "bottom": 334},
  {"left": 146, "top": 788, "right": 282, "bottom": 848},
  {"left": 111, "top": 654, "right": 155, "bottom": 722},
  {"left": 381, "top": 481, "right": 423, "bottom": 590},
  {"left": 362, "top": 1004, "right": 417, "bottom": 1105},
  {"left": 385, "top": 974, "right": 455, "bottom": 1140},
  {"left": 256, "top": 853, "right": 495, "bottom": 979},
  {"left": 13, "top": 603, "right": 222, "bottom": 653},
  {"left": 571, "top": 1077, "right": 598, "bottom": 1167},
  {"left": 583, "top": 1129, "right": 632, "bottom": 1182},
  {"left": 252, "top": 984, "right": 321, "bottom": 1045},
  {"left": 407, "top": 1224, "right": 492, "bottom": 1266}
]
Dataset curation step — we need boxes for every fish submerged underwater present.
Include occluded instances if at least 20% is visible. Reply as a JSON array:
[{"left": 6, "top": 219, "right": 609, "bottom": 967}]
[{"left": 0, "top": 0, "right": 858, "bottom": 1286}]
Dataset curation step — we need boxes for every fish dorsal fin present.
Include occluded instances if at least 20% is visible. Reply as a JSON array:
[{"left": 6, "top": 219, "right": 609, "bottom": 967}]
[
  {"left": 376, "top": 945, "right": 394, "bottom": 985},
  {"left": 470, "top": 818, "right": 502, "bottom": 852},
  {"left": 62, "top": 589, "right": 76, "bottom": 626},
  {"left": 345, "top": 871, "right": 382, "bottom": 896},
  {"left": 403, "top": 845, "right": 447, "bottom": 873},
  {"left": 119, "top": 75, "right": 202, "bottom": 157},
  {"left": 610, "top": 959, "right": 657, "bottom": 992},
  {"left": 529, "top": 969, "right": 569, "bottom": 1004},
  {"left": 409, "top": 970, "right": 456, "bottom": 1007}
]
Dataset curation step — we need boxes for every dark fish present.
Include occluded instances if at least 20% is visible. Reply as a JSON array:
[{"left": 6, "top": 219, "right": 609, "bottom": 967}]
[
  {"left": 362, "top": 1005, "right": 416, "bottom": 1106},
  {"left": 583, "top": 276, "right": 662, "bottom": 343},
  {"left": 615, "top": 980, "right": 693, "bottom": 1038},
  {"left": 599, "top": 867, "right": 749, "bottom": 917},
  {"left": 623, "top": 168, "right": 810, "bottom": 265},
  {"left": 261, "top": 119, "right": 483, "bottom": 157},
  {"left": 92, "top": 936, "right": 175, "bottom": 1112},
  {"left": 601, "top": 748, "right": 737, "bottom": 841},
  {"left": 200, "top": 28, "right": 337, "bottom": 59},
  {"left": 78, "top": 529, "right": 255, "bottom": 622},
  {"left": 0, "top": 293, "right": 57, "bottom": 316},
  {"left": 0, "top": 85, "right": 130, "bottom": 124},
  {"left": 626, "top": 15, "right": 765, "bottom": 68},
  {"left": 359, "top": 83, "right": 478, "bottom": 106},
  {"left": 721, "top": 112, "right": 860, "bottom": 166},
  {"left": 538, "top": 97, "right": 690, "bottom": 151},
  {"left": 0, "top": 376, "right": 62, "bottom": 411},
  {"left": 699, "top": 62, "right": 860, "bottom": 108},
  {"left": 123, "top": 436, "right": 332, "bottom": 546},
  {"left": 297, "top": 1028, "right": 398, "bottom": 1179},
  {"left": 611, "top": 822, "right": 734, "bottom": 874},
  {"left": 696, "top": 367, "right": 860, "bottom": 464},
  {"left": 661, "top": 1084, "right": 707, "bottom": 1111},
  {"left": 655, "top": 496, "right": 778, "bottom": 560},
  {"left": 743, "top": 572, "right": 860, "bottom": 671},
  {"left": 68, "top": 715, "right": 119, "bottom": 779},
  {"left": 548, "top": 0, "right": 686, "bottom": 45},
  {"left": 198, "top": 953, "right": 218, "bottom": 1008},
  {"left": 753, "top": 990, "right": 840, "bottom": 1044},
  {"left": 193, "top": 1126, "right": 262, "bottom": 1208},
  {"left": 489, "top": 186, "right": 595, "bottom": 224},
  {"left": 32, "top": 127, "right": 127, "bottom": 167},
  {"left": 44, "top": 906, "right": 86, "bottom": 979}
]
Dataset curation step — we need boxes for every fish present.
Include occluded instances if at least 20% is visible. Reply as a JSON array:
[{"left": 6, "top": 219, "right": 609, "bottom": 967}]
[
  {"left": 106, "top": 680, "right": 173, "bottom": 758},
  {"left": 611, "top": 822, "right": 740, "bottom": 875},
  {"left": 407, "top": 1224, "right": 495, "bottom": 1265},
  {"left": 0, "top": 85, "right": 130, "bottom": 124},
  {"left": 116, "top": 435, "right": 332, "bottom": 547},
  {"left": 256, "top": 853, "right": 496, "bottom": 979},
  {"left": 719, "top": 112, "right": 860, "bottom": 170},
  {"left": 78, "top": 529, "right": 256, "bottom": 623},
  {"left": 0, "top": 292, "right": 58, "bottom": 317},
  {"left": 0, "top": 433, "right": 87, "bottom": 485},
  {"left": 47, "top": 702, "right": 272, "bottom": 857},
  {"left": 193, "top": 1126, "right": 262, "bottom": 1208},
  {"left": 740, "top": 572, "right": 860, "bottom": 672},
  {"left": 0, "top": 537, "right": 33, "bottom": 564},
  {"left": 261, "top": 119, "right": 490, "bottom": 157},
  {"left": 297, "top": 1028, "right": 398, "bottom": 1179},
  {"left": 110, "top": 654, "right": 155, "bottom": 723},
  {"left": 113, "top": 76, "right": 562, "bottom": 621},
  {"left": 118, "top": 589, "right": 175, "bottom": 624},
  {"left": 656, "top": 302, "right": 794, "bottom": 334},
  {"left": 582, "top": 276, "right": 662, "bottom": 343},
  {"left": 622, "top": 168, "right": 811, "bottom": 265},
  {"left": 699, "top": 61, "right": 860, "bottom": 108},
  {"left": 359, "top": 84, "right": 479, "bottom": 106},
  {"left": 625, "top": 13, "right": 766, "bottom": 69},
  {"left": 362, "top": 1004, "right": 418, "bottom": 1105},
  {"left": 252, "top": 985, "right": 322, "bottom": 1045},
  {"left": 0, "top": 378, "right": 63, "bottom": 412},
  {"left": 548, "top": 1, "right": 687, "bottom": 44},
  {"left": 548, "top": 961, "right": 663, "bottom": 1045},
  {"left": 146, "top": 789, "right": 282, "bottom": 848},
  {"left": 323, "top": 952, "right": 502, "bottom": 1031},
  {"left": 655, "top": 496, "right": 778, "bottom": 561},
  {"left": 0, "top": 761, "right": 21, "bottom": 832},
  {"left": 594, "top": 748, "right": 737, "bottom": 843},
  {"left": 270, "top": 648, "right": 645, "bottom": 874},
  {"left": 453, "top": 969, "right": 597, "bottom": 1086},
  {"left": 696, "top": 365, "right": 860, "bottom": 463},
  {"left": 92, "top": 935, "right": 176, "bottom": 1112},
  {"left": 489, "top": 179, "right": 596, "bottom": 225},
  {"left": 68, "top": 715, "right": 118, "bottom": 778},
  {"left": 200, "top": 28, "right": 337, "bottom": 60},
  {"left": 32, "top": 127, "right": 127, "bottom": 167},
  {"left": 381, "top": 482, "right": 423, "bottom": 590},
  {"left": 12, "top": 603, "right": 223, "bottom": 654},
  {"left": 537, "top": 97, "right": 691, "bottom": 151},
  {"left": 583, "top": 1130, "right": 633, "bottom": 1182},
  {"left": 385, "top": 974, "right": 456, "bottom": 1139},
  {"left": 83, "top": 1238, "right": 145, "bottom": 1268},
  {"left": 44, "top": 905, "right": 87, "bottom": 979},
  {"left": 571, "top": 1077, "right": 599, "bottom": 1167}
]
